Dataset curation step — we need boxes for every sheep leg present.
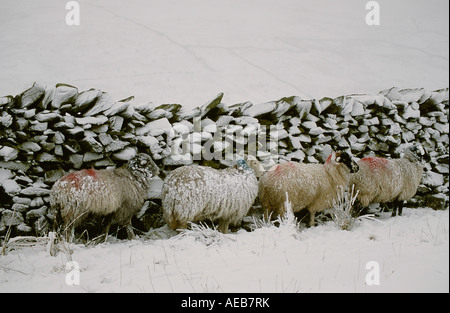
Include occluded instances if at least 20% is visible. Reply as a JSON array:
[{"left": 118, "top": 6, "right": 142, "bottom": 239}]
[
  {"left": 391, "top": 200, "right": 404, "bottom": 217},
  {"left": 125, "top": 224, "right": 136, "bottom": 239},
  {"left": 218, "top": 219, "right": 229, "bottom": 234},
  {"left": 352, "top": 201, "right": 364, "bottom": 217},
  {"left": 391, "top": 200, "right": 397, "bottom": 217},
  {"left": 168, "top": 217, "right": 187, "bottom": 232},
  {"left": 101, "top": 215, "right": 113, "bottom": 242},
  {"left": 177, "top": 222, "right": 188, "bottom": 232},
  {"left": 263, "top": 209, "right": 271, "bottom": 221},
  {"left": 397, "top": 200, "right": 404, "bottom": 216},
  {"left": 308, "top": 211, "right": 316, "bottom": 227}
]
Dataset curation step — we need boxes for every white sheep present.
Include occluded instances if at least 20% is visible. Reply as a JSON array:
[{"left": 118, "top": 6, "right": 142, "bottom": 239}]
[
  {"left": 161, "top": 158, "right": 263, "bottom": 233},
  {"left": 259, "top": 151, "right": 359, "bottom": 227},
  {"left": 50, "top": 153, "right": 160, "bottom": 241},
  {"left": 349, "top": 145, "right": 424, "bottom": 217}
]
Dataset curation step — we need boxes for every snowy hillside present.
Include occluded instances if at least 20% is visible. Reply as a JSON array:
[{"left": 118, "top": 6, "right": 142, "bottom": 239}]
[{"left": 0, "top": 0, "right": 448, "bottom": 108}]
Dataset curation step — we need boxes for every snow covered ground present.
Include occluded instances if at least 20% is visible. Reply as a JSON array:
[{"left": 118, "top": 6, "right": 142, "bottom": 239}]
[
  {"left": 0, "top": 208, "right": 448, "bottom": 293},
  {"left": 0, "top": 0, "right": 449, "bottom": 294}
]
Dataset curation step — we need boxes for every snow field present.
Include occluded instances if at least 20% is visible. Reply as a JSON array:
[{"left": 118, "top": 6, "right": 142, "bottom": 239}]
[
  {"left": 0, "top": 207, "right": 448, "bottom": 293},
  {"left": 0, "top": 0, "right": 448, "bottom": 294}
]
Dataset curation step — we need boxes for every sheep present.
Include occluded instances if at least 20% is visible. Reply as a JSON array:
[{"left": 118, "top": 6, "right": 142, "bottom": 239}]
[
  {"left": 245, "top": 155, "right": 266, "bottom": 179},
  {"left": 50, "top": 153, "right": 160, "bottom": 241},
  {"left": 259, "top": 151, "right": 359, "bottom": 227},
  {"left": 161, "top": 158, "right": 263, "bottom": 233},
  {"left": 349, "top": 145, "right": 424, "bottom": 217}
]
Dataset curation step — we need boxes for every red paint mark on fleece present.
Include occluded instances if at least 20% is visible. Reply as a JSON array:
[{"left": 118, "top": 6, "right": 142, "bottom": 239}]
[
  {"left": 272, "top": 162, "right": 296, "bottom": 175},
  {"left": 84, "top": 169, "right": 98, "bottom": 178},
  {"left": 62, "top": 169, "right": 98, "bottom": 188},
  {"left": 360, "top": 157, "right": 389, "bottom": 170},
  {"left": 274, "top": 165, "right": 282, "bottom": 173}
]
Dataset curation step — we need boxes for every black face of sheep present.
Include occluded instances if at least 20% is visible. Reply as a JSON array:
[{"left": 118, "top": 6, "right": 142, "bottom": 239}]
[
  {"left": 405, "top": 144, "right": 425, "bottom": 163},
  {"left": 333, "top": 151, "right": 359, "bottom": 173}
]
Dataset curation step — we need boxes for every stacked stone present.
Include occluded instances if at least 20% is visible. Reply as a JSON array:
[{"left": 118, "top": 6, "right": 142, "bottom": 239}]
[
  {"left": 0, "top": 82, "right": 448, "bottom": 237},
  {"left": 0, "top": 82, "right": 179, "bottom": 236}
]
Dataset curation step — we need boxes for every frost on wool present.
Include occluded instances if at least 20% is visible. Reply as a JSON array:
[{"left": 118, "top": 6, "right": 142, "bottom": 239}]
[
  {"left": 259, "top": 151, "right": 359, "bottom": 227},
  {"left": 161, "top": 159, "right": 260, "bottom": 233},
  {"left": 349, "top": 144, "right": 424, "bottom": 217},
  {"left": 49, "top": 153, "right": 160, "bottom": 240}
]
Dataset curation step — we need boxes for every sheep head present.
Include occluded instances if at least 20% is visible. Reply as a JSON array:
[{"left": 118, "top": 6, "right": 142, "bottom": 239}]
[
  {"left": 243, "top": 154, "right": 265, "bottom": 178},
  {"left": 330, "top": 151, "right": 359, "bottom": 173},
  {"left": 126, "top": 153, "right": 160, "bottom": 186},
  {"left": 404, "top": 144, "right": 425, "bottom": 163}
]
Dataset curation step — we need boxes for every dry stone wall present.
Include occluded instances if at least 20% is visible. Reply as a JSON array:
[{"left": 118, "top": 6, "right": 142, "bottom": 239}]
[{"left": 0, "top": 82, "right": 448, "bottom": 237}]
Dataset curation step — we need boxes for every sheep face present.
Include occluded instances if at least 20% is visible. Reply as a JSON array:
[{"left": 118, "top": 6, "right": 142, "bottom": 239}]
[
  {"left": 331, "top": 151, "right": 359, "bottom": 173},
  {"left": 126, "top": 153, "right": 160, "bottom": 185},
  {"left": 404, "top": 144, "right": 425, "bottom": 163},
  {"left": 243, "top": 155, "right": 265, "bottom": 178},
  {"left": 236, "top": 158, "right": 264, "bottom": 176}
]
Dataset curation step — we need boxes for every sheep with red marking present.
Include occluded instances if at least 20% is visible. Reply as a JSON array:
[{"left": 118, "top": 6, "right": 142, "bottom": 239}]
[
  {"left": 259, "top": 151, "right": 359, "bottom": 227},
  {"left": 50, "top": 153, "right": 159, "bottom": 241},
  {"left": 349, "top": 145, "right": 424, "bottom": 216}
]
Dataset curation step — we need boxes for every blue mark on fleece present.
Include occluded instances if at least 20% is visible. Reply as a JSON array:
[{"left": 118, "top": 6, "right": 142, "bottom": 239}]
[{"left": 236, "top": 159, "right": 251, "bottom": 171}]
